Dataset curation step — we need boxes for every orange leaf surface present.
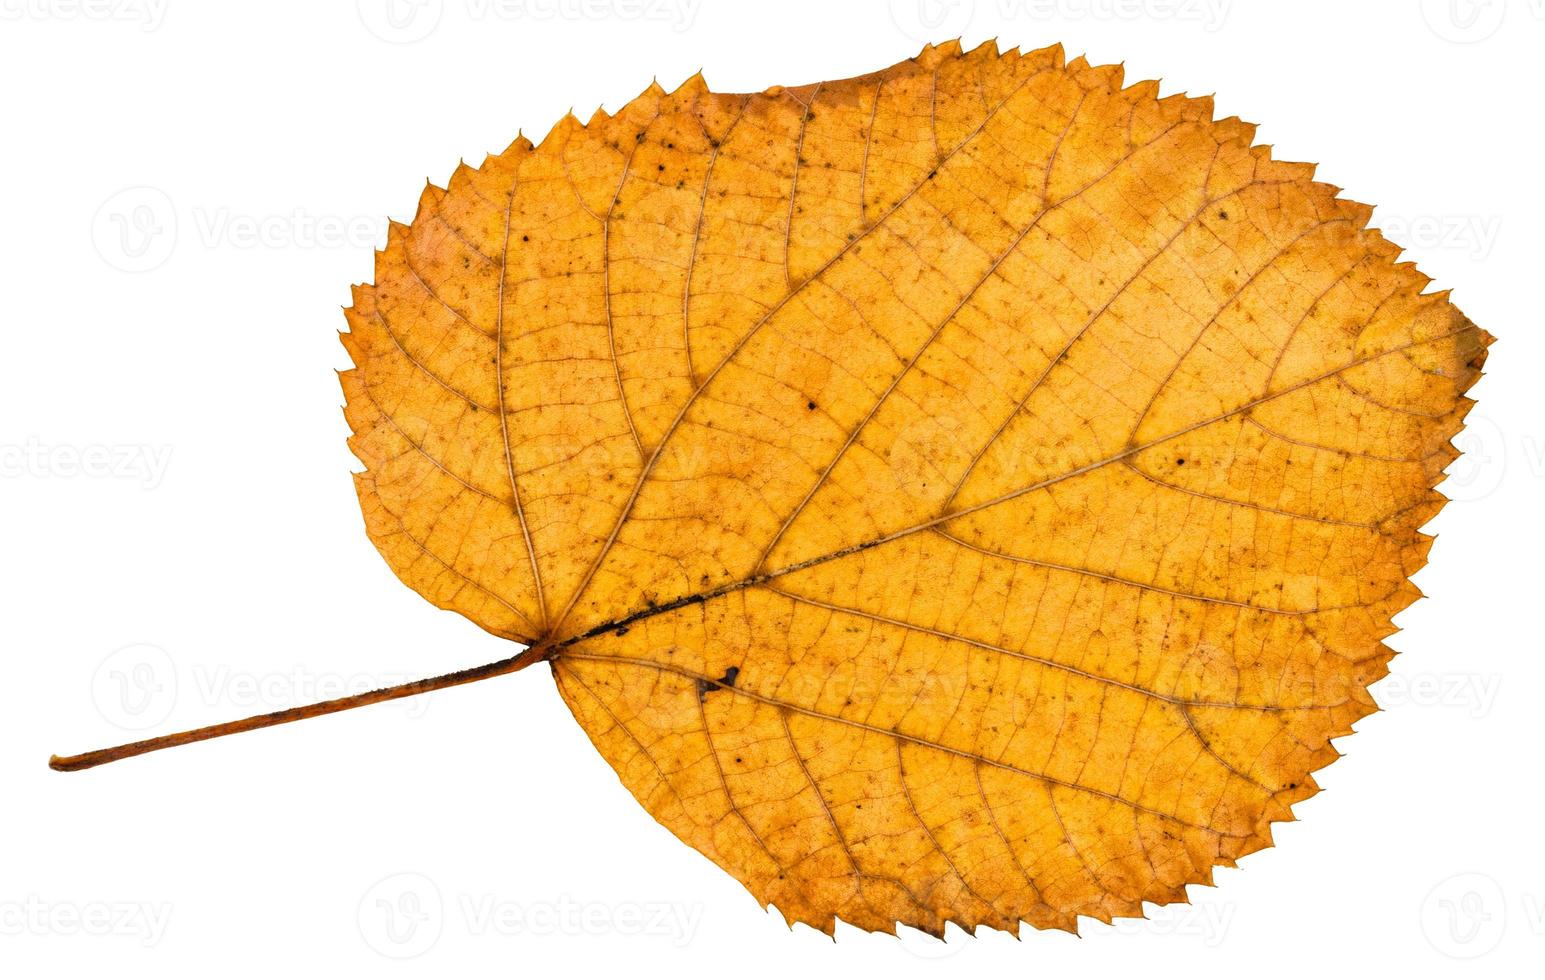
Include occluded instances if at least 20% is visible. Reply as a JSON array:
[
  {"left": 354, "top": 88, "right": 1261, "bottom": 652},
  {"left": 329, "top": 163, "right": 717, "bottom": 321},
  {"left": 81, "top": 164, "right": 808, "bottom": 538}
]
[{"left": 337, "top": 41, "right": 1489, "bottom": 936}]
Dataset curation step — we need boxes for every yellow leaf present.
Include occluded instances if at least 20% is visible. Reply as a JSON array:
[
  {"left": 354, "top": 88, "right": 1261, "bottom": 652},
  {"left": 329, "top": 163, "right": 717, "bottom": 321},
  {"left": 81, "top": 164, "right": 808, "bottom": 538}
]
[
  {"left": 53, "top": 40, "right": 1491, "bottom": 940},
  {"left": 339, "top": 40, "right": 1490, "bottom": 936}
]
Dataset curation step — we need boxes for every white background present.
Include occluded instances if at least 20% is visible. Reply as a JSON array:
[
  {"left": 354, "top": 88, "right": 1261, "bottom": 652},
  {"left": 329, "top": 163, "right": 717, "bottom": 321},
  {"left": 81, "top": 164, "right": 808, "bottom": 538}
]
[{"left": 2, "top": 0, "right": 1539, "bottom": 975}]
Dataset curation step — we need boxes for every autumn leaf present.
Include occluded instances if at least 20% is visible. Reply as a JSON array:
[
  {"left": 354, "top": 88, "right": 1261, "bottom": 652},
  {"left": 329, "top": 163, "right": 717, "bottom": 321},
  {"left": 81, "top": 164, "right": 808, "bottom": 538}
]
[{"left": 54, "top": 41, "right": 1491, "bottom": 940}]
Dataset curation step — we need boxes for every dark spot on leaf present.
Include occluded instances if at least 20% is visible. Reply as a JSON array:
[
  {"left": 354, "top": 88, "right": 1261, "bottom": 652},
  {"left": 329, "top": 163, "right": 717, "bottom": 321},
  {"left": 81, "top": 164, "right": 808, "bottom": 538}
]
[{"left": 696, "top": 665, "right": 741, "bottom": 701}]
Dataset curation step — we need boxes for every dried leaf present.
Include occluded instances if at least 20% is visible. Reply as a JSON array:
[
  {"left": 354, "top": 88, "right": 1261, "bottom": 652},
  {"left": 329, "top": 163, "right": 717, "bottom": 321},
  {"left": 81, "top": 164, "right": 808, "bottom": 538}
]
[{"left": 317, "top": 41, "right": 1487, "bottom": 935}]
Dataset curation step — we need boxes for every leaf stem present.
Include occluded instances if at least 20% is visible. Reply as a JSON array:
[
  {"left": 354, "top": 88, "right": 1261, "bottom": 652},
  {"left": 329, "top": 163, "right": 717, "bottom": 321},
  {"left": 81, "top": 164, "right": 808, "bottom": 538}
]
[{"left": 48, "top": 643, "right": 551, "bottom": 772}]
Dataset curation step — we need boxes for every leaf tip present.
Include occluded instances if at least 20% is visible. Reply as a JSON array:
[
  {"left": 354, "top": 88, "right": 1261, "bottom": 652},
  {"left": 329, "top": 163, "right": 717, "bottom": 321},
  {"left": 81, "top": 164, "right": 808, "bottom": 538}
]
[
  {"left": 673, "top": 70, "right": 708, "bottom": 96},
  {"left": 967, "top": 37, "right": 1000, "bottom": 60}
]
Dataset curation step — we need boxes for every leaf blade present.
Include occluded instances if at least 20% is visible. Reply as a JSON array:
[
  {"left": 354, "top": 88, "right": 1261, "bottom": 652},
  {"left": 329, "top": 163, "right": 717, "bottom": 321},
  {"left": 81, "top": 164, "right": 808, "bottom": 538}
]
[{"left": 341, "top": 40, "right": 1490, "bottom": 937}]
